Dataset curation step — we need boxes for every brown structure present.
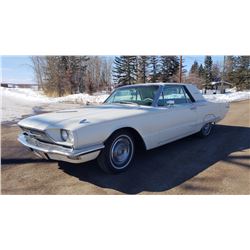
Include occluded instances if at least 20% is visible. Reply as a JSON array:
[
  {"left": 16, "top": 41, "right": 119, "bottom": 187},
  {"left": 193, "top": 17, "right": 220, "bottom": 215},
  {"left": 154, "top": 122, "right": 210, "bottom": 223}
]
[{"left": 0, "top": 82, "right": 38, "bottom": 89}]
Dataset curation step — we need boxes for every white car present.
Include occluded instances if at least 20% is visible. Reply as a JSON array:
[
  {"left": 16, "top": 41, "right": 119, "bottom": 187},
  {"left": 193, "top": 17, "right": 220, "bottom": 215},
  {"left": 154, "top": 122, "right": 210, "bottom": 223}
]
[{"left": 18, "top": 83, "right": 229, "bottom": 173}]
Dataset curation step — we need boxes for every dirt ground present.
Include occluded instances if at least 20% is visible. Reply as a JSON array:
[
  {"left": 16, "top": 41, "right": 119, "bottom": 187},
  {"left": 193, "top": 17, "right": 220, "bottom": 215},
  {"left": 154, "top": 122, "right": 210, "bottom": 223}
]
[{"left": 1, "top": 100, "right": 249, "bottom": 194}]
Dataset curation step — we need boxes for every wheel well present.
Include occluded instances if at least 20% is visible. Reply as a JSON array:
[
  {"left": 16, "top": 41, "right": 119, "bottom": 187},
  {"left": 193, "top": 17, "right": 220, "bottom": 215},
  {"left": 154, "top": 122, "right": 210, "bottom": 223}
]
[{"left": 109, "top": 127, "right": 146, "bottom": 151}]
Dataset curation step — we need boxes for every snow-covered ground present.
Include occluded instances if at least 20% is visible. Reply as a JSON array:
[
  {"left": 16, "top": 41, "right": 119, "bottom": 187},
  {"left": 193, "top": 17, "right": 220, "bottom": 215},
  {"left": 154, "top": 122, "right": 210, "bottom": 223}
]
[
  {"left": 1, "top": 86, "right": 249, "bottom": 123},
  {"left": 1, "top": 87, "right": 109, "bottom": 122}
]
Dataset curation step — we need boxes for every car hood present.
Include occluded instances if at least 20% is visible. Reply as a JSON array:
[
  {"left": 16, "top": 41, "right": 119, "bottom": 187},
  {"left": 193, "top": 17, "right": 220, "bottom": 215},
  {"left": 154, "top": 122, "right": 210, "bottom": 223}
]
[{"left": 18, "top": 104, "right": 152, "bottom": 131}]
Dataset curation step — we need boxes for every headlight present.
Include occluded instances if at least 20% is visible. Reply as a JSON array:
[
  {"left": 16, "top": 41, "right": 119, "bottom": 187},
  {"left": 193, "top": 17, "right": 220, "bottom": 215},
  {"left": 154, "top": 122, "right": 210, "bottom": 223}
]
[
  {"left": 61, "top": 129, "right": 74, "bottom": 143},
  {"left": 61, "top": 130, "right": 68, "bottom": 141}
]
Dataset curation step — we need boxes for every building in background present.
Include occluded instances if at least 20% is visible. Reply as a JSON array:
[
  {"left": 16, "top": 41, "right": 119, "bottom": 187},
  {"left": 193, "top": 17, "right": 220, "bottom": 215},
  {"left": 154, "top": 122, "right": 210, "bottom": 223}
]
[
  {"left": 0, "top": 82, "right": 38, "bottom": 90},
  {"left": 203, "top": 81, "right": 233, "bottom": 94}
]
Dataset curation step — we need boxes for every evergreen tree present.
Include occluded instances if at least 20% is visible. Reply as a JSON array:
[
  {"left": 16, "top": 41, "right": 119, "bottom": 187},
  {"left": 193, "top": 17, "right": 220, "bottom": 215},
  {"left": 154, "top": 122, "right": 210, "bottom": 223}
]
[
  {"left": 148, "top": 56, "right": 160, "bottom": 82},
  {"left": 234, "top": 56, "right": 250, "bottom": 89},
  {"left": 204, "top": 56, "right": 213, "bottom": 83},
  {"left": 198, "top": 64, "right": 205, "bottom": 79},
  {"left": 190, "top": 60, "right": 199, "bottom": 75},
  {"left": 211, "top": 63, "right": 221, "bottom": 82},
  {"left": 137, "top": 56, "right": 149, "bottom": 83},
  {"left": 113, "top": 56, "right": 137, "bottom": 85},
  {"left": 112, "top": 56, "right": 123, "bottom": 84},
  {"left": 160, "top": 56, "right": 179, "bottom": 82},
  {"left": 187, "top": 61, "right": 203, "bottom": 88}
]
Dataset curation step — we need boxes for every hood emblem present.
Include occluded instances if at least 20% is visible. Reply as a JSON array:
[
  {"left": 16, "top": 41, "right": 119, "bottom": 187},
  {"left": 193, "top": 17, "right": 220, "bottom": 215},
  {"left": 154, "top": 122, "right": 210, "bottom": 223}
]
[{"left": 79, "top": 119, "right": 89, "bottom": 124}]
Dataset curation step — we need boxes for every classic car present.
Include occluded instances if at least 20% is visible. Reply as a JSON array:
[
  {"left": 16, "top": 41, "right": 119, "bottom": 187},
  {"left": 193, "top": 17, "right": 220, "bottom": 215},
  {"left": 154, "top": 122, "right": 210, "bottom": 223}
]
[{"left": 18, "top": 83, "right": 229, "bottom": 173}]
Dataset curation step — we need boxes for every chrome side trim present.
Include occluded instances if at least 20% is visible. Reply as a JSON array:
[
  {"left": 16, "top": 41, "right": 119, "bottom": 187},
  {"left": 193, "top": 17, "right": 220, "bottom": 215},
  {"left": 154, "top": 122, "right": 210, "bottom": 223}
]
[{"left": 18, "top": 133, "right": 104, "bottom": 158}]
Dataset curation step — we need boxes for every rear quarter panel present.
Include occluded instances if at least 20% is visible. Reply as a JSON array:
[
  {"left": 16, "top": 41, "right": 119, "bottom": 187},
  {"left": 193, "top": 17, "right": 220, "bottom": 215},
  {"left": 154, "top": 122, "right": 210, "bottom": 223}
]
[
  {"left": 196, "top": 101, "right": 229, "bottom": 130},
  {"left": 186, "top": 84, "right": 229, "bottom": 129}
]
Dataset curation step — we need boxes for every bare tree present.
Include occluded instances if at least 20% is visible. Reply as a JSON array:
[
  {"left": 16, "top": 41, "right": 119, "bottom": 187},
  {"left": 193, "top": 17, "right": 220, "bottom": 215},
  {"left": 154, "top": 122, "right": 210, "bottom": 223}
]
[
  {"left": 85, "top": 56, "right": 113, "bottom": 93},
  {"left": 45, "top": 56, "right": 65, "bottom": 96},
  {"left": 184, "top": 73, "right": 204, "bottom": 89},
  {"left": 30, "top": 56, "right": 46, "bottom": 90},
  {"left": 100, "top": 57, "right": 113, "bottom": 91},
  {"left": 30, "top": 56, "right": 112, "bottom": 96}
]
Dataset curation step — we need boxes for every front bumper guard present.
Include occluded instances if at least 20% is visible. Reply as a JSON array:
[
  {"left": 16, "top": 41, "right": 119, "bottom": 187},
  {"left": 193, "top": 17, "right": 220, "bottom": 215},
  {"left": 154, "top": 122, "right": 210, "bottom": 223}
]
[{"left": 18, "top": 133, "right": 104, "bottom": 163}]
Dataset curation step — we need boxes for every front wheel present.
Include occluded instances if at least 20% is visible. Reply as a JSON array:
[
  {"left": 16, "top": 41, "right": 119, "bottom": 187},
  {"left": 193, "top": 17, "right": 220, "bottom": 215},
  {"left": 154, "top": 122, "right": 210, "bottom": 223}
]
[
  {"left": 198, "top": 122, "right": 213, "bottom": 137},
  {"left": 97, "top": 130, "right": 135, "bottom": 173}
]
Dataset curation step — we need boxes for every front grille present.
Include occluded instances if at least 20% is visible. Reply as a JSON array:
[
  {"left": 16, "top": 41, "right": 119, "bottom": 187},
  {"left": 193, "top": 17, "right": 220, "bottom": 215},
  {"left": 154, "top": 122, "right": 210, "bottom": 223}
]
[{"left": 20, "top": 126, "right": 53, "bottom": 144}]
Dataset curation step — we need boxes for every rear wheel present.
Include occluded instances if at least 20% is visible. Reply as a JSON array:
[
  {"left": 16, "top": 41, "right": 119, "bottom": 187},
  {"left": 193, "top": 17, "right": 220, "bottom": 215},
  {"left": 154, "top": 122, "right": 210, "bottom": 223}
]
[
  {"left": 97, "top": 130, "right": 135, "bottom": 173},
  {"left": 198, "top": 122, "right": 213, "bottom": 137}
]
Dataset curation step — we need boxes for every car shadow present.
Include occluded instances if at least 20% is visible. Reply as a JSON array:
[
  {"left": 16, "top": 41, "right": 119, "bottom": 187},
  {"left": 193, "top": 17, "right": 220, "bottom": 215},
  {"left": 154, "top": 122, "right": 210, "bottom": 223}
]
[
  {"left": 58, "top": 124, "right": 250, "bottom": 194},
  {"left": 1, "top": 158, "right": 51, "bottom": 165}
]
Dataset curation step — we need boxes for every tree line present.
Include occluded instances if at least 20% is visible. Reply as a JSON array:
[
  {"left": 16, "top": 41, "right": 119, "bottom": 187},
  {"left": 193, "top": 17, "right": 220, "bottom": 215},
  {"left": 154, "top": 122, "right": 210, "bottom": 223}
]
[
  {"left": 31, "top": 56, "right": 113, "bottom": 96},
  {"left": 31, "top": 55, "right": 249, "bottom": 97},
  {"left": 113, "top": 55, "right": 249, "bottom": 90},
  {"left": 223, "top": 56, "right": 249, "bottom": 90},
  {"left": 113, "top": 56, "right": 180, "bottom": 86},
  {"left": 186, "top": 56, "right": 250, "bottom": 90}
]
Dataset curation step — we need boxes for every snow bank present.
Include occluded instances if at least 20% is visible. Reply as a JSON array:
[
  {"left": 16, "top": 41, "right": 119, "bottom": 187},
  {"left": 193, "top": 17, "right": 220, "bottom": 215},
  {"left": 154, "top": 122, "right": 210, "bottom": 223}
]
[
  {"left": 204, "top": 90, "right": 250, "bottom": 103},
  {"left": 0, "top": 87, "right": 109, "bottom": 122},
  {"left": 53, "top": 92, "right": 109, "bottom": 104},
  {"left": 1, "top": 87, "right": 51, "bottom": 103},
  {"left": 1, "top": 87, "right": 109, "bottom": 104}
]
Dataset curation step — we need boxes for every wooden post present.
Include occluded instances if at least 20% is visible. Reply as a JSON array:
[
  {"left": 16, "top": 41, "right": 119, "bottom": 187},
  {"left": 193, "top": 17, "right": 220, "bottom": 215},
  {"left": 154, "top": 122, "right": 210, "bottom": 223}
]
[{"left": 222, "top": 56, "right": 226, "bottom": 81}]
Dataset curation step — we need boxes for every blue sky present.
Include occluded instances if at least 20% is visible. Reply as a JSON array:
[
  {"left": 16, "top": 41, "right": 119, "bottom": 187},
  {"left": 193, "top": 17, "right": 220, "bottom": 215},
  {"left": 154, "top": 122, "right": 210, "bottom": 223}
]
[
  {"left": 183, "top": 56, "right": 224, "bottom": 69},
  {"left": 1, "top": 56, "right": 35, "bottom": 84},
  {"left": 1, "top": 56, "right": 224, "bottom": 84}
]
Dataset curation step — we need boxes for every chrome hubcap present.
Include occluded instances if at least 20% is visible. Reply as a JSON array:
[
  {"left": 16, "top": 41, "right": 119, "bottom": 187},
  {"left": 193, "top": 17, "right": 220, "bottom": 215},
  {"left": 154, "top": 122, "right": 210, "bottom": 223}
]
[
  {"left": 110, "top": 135, "right": 133, "bottom": 169},
  {"left": 203, "top": 123, "right": 211, "bottom": 135}
]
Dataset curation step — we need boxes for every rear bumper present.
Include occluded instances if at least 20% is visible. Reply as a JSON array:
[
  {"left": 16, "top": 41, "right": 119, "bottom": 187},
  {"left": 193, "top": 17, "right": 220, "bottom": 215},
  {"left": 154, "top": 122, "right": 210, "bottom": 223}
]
[{"left": 18, "top": 133, "right": 104, "bottom": 163}]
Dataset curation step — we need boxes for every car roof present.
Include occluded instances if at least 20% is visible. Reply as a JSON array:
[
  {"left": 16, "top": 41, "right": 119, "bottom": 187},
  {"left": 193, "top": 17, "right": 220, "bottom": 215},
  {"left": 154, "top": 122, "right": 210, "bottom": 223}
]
[{"left": 116, "top": 82, "right": 195, "bottom": 89}]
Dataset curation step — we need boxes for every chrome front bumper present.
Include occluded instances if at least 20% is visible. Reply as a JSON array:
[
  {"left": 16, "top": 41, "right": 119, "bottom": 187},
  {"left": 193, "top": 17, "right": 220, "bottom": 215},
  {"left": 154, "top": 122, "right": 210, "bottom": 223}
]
[{"left": 18, "top": 133, "right": 104, "bottom": 163}]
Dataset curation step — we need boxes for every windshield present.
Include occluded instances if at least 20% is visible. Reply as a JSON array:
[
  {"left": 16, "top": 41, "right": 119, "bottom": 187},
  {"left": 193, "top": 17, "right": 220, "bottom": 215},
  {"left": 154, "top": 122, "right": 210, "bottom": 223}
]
[{"left": 104, "top": 85, "right": 159, "bottom": 106}]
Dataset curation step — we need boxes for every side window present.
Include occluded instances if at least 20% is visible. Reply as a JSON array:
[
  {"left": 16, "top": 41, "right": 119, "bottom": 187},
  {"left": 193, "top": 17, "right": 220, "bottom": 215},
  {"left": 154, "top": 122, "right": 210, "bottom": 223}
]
[{"left": 158, "top": 86, "right": 190, "bottom": 106}]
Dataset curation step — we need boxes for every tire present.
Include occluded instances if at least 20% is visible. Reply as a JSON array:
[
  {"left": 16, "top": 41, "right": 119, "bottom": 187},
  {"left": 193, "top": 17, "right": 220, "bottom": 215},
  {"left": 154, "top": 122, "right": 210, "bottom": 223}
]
[
  {"left": 198, "top": 122, "right": 213, "bottom": 138},
  {"left": 97, "top": 130, "right": 135, "bottom": 173}
]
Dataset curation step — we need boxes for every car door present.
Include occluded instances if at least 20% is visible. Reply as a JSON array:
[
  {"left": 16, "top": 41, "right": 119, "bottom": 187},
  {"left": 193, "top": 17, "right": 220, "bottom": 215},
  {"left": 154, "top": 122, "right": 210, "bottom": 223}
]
[{"left": 153, "top": 85, "right": 198, "bottom": 146}]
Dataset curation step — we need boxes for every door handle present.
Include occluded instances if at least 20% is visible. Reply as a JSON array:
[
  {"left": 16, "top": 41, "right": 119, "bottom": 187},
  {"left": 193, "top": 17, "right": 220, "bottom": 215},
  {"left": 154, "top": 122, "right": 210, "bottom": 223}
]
[{"left": 190, "top": 106, "right": 197, "bottom": 110}]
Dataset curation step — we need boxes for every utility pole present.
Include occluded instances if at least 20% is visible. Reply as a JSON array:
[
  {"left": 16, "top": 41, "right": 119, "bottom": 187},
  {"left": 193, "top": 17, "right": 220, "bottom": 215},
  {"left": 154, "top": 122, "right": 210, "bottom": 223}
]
[
  {"left": 179, "top": 55, "right": 182, "bottom": 83},
  {"left": 222, "top": 55, "right": 226, "bottom": 81}
]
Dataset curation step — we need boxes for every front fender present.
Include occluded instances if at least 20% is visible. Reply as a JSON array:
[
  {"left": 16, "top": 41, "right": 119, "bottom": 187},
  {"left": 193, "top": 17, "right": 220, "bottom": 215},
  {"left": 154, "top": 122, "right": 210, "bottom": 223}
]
[{"left": 75, "top": 119, "right": 148, "bottom": 150}]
